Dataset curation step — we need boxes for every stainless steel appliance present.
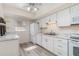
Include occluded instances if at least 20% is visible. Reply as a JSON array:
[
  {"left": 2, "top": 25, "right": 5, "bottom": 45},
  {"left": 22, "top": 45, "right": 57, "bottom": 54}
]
[{"left": 69, "top": 33, "right": 79, "bottom": 56}]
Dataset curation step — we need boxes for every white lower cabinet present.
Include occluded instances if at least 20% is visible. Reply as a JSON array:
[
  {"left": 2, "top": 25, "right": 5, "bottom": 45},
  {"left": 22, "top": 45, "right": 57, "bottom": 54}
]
[
  {"left": 42, "top": 35, "right": 47, "bottom": 48},
  {"left": 31, "top": 36, "right": 36, "bottom": 44},
  {"left": 36, "top": 34, "right": 42, "bottom": 46},
  {"left": 46, "top": 36, "right": 54, "bottom": 52},
  {"left": 0, "top": 40, "right": 19, "bottom": 56},
  {"left": 53, "top": 38, "right": 68, "bottom": 56},
  {"left": 42, "top": 35, "right": 54, "bottom": 53},
  {"left": 35, "top": 34, "right": 69, "bottom": 56}
]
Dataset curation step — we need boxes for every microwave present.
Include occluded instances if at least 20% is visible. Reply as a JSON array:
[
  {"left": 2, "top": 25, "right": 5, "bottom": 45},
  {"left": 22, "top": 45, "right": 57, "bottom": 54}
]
[{"left": 72, "top": 16, "right": 79, "bottom": 24}]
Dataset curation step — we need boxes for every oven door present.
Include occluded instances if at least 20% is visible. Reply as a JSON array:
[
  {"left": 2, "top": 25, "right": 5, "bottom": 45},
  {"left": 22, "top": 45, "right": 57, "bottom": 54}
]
[{"left": 69, "top": 40, "right": 79, "bottom": 56}]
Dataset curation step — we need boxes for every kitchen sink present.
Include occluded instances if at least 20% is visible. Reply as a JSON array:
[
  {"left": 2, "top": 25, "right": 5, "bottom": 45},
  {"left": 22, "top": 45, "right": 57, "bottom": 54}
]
[{"left": 44, "top": 33, "right": 57, "bottom": 36}]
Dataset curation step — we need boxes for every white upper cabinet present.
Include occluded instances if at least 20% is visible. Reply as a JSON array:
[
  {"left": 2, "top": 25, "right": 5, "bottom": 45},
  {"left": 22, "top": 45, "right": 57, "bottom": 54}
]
[
  {"left": 39, "top": 17, "right": 49, "bottom": 28},
  {"left": 57, "top": 8, "right": 71, "bottom": 26},
  {"left": 39, "top": 14, "right": 57, "bottom": 28},
  {"left": 49, "top": 14, "right": 56, "bottom": 23},
  {"left": 0, "top": 4, "right": 4, "bottom": 17},
  {"left": 71, "top": 4, "right": 79, "bottom": 18}
]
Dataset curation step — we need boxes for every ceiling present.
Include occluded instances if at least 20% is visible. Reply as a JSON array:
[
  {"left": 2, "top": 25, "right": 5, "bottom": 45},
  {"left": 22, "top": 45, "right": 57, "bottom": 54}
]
[{"left": 3, "top": 3, "right": 77, "bottom": 20}]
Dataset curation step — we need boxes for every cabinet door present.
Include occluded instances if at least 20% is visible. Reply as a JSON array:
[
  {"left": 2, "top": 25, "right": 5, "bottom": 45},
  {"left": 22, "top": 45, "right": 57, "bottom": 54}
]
[
  {"left": 31, "top": 36, "right": 36, "bottom": 44},
  {"left": 50, "top": 38, "right": 54, "bottom": 52},
  {"left": 50, "top": 14, "right": 57, "bottom": 23},
  {"left": 36, "top": 35, "right": 39, "bottom": 44},
  {"left": 39, "top": 17, "right": 49, "bottom": 28},
  {"left": 46, "top": 36, "right": 54, "bottom": 52},
  {"left": 36, "top": 34, "right": 42, "bottom": 46},
  {"left": 57, "top": 8, "right": 71, "bottom": 26},
  {"left": 71, "top": 4, "right": 79, "bottom": 18},
  {"left": 42, "top": 35, "right": 47, "bottom": 48},
  {"left": 54, "top": 38, "right": 68, "bottom": 56}
]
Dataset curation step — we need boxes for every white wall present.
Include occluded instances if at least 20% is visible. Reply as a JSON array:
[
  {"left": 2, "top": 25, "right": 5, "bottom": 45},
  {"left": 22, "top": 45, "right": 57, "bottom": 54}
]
[
  {"left": 16, "top": 20, "right": 31, "bottom": 43},
  {"left": 5, "top": 17, "right": 17, "bottom": 32},
  {"left": 5, "top": 16, "right": 31, "bottom": 43}
]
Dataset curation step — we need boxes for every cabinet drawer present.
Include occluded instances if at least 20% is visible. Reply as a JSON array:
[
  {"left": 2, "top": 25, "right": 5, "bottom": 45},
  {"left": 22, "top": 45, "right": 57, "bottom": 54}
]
[
  {"left": 54, "top": 38, "right": 68, "bottom": 56},
  {"left": 55, "top": 39, "right": 67, "bottom": 46},
  {"left": 55, "top": 48, "right": 68, "bottom": 56},
  {"left": 55, "top": 48, "right": 64, "bottom": 56},
  {"left": 55, "top": 44, "right": 67, "bottom": 54},
  {"left": 54, "top": 40, "right": 68, "bottom": 51}
]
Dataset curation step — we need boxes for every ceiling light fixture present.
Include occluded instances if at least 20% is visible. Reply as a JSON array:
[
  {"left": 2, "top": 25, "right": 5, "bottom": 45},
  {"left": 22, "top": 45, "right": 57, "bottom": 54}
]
[
  {"left": 25, "top": 3, "right": 42, "bottom": 13},
  {"left": 27, "top": 7, "right": 39, "bottom": 12}
]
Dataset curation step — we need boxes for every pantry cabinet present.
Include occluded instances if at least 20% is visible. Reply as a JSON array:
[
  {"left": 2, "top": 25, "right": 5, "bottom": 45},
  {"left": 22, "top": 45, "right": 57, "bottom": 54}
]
[{"left": 57, "top": 8, "right": 71, "bottom": 26}]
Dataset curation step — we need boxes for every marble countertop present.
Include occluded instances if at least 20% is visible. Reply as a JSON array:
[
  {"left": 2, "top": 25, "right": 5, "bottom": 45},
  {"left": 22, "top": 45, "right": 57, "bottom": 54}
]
[{"left": 0, "top": 32, "right": 19, "bottom": 42}]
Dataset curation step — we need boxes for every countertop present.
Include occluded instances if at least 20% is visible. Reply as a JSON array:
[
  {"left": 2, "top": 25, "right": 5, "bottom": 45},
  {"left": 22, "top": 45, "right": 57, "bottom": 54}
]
[
  {"left": 41, "top": 33, "right": 71, "bottom": 40},
  {"left": 42, "top": 33, "right": 79, "bottom": 41},
  {"left": 0, "top": 32, "right": 19, "bottom": 42}
]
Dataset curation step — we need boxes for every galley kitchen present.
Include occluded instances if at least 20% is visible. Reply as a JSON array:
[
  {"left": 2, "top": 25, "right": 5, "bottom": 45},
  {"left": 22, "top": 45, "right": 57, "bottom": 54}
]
[{"left": 0, "top": 3, "right": 79, "bottom": 56}]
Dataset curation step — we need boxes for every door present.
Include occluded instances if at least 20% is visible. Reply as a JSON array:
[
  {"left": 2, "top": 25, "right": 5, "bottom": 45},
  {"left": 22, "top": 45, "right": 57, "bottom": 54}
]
[{"left": 69, "top": 40, "right": 79, "bottom": 56}]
